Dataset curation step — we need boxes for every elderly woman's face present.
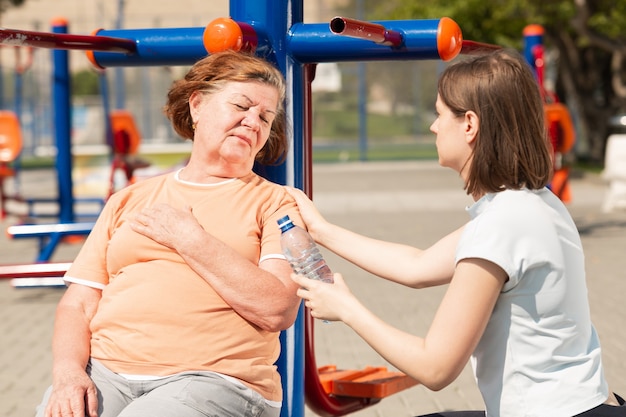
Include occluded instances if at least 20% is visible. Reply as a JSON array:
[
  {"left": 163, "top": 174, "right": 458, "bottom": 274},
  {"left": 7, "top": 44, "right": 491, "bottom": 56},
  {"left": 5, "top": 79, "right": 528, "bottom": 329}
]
[{"left": 189, "top": 81, "right": 279, "bottom": 166}]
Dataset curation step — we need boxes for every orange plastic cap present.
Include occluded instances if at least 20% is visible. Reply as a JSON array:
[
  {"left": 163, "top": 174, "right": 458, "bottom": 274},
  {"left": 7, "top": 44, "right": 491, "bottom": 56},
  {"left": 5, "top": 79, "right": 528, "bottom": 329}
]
[
  {"left": 437, "top": 17, "right": 463, "bottom": 62},
  {"left": 50, "top": 17, "right": 68, "bottom": 27},
  {"left": 203, "top": 17, "right": 243, "bottom": 54},
  {"left": 523, "top": 24, "right": 545, "bottom": 37},
  {"left": 85, "top": 28, "right": 106, "bottom": 70}
]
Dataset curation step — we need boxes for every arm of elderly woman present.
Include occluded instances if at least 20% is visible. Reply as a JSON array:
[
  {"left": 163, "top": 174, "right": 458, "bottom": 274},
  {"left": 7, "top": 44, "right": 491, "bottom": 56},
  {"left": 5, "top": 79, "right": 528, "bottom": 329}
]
[
  {"left": 130, "top": 203, "right": 301, "bottom": 332},
  {"left": 45, "top": 284, "right": 101, "bottom": 417}
]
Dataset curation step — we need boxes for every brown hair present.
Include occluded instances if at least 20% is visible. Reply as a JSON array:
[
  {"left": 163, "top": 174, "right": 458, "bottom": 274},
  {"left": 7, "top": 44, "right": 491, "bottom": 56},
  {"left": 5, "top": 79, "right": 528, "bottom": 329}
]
[
  {"left": 164, "top": 50, "right": 288, "bottom": 165},
  {"left": 438, "top": 48, "right": 553, "bottom": 195}
]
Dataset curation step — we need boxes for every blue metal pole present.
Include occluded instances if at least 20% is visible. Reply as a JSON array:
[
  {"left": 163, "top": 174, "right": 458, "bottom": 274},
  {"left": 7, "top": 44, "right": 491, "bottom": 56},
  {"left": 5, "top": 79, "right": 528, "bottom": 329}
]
[
  {"left": 288, "top": 19, "right": 446, "bottom": 63},
  {"left": 358, "top": 62, "right": 367, "bottom": 161},
  {"left": 51, "top": 18, "right": 74, "bottom": 223},
  {"left": 356, "top": 0, "right": 367, "bottom": 162},
  {"left": 0, "top": 62, "right": 3, "bottom": 109},
  {"left": 89, "top": 27, "right": 208, "bottom": 67},
  {"left": 114, "top": 0, "right": 125, "bottom": 109},
  {"left": 228, "top": 2, "right": 306, "bottom": 416},
  {"left": 99, "top": 71, "right": 113, "bottom": 149},
  {"left": 14, "top": 68, "right": 23, "bottom": 124},
  {"left": 523, "top": 24, "right": 544, "bottom": 72},
  {"left": 89, "top": 18, "right": 456, "bottom": 68},
  {"left": 13, "top": 56, "right": 24, "bottom": 192}
]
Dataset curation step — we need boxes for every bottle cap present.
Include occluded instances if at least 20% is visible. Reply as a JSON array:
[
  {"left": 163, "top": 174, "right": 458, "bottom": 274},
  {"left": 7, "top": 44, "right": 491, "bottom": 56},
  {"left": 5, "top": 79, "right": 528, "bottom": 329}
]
[{"left": 277, "top": 215, "right": 293, "bottom": 230}]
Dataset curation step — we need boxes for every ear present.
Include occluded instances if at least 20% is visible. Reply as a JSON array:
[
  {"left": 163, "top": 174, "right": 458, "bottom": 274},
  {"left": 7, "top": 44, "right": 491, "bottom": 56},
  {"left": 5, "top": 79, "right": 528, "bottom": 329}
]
[
  {"left": 188, "top": 91, "right": 203, "bottom": 122},
  {"left": 464, "top": 110, "right": 479, "bottom": 144}
]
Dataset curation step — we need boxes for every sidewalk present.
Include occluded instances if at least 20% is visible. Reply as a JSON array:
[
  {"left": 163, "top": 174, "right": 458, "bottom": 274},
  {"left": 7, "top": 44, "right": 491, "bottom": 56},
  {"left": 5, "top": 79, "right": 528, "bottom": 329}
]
[{"left": 1, "top": 161, "right": 625, "bottom": 417}]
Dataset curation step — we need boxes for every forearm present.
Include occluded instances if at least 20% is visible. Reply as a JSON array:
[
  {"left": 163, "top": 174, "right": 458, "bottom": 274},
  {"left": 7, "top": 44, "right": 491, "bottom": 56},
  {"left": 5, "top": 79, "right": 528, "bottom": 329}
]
[
  {"left": 178, "top": 230, "right": 300, "bottom": 331},
  {"left": 321, "top": 224, "right": 423, "bottom": 281},
  {"left": 341, "top": 301, "right": 459, "bottom": 391},
  {"left": 51, "top": 305, "right": 93, "bottom": 376},
  {"left": 313, "top": 221, "right": 460, "bottom": 288},
  {"left": 45, "top": 285, "right": 101, "bottom": 417},
  {"left": 129, "top": 203, "right": 300, "bottom": 330},
  {"left": 345, "top": 259, "right": 505, "bottom": 391}
]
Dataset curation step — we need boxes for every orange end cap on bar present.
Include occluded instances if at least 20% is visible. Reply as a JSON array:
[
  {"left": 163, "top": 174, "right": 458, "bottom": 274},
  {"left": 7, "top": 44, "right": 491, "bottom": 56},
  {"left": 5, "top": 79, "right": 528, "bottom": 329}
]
[
  {"left": 523, "top": 24, "right": 545, "bottom": 37},
  {"left": 437, "top": 17, "right": 463, "bottom": 62},
  {"left": 203, "top": 17, "right": 243, "bottom": 54},
  {"left": 86, "top": 28, "right": 105, "bottom": 70},
  {"left": 50, "top": 17, "right": 68, "bottom": 27}
]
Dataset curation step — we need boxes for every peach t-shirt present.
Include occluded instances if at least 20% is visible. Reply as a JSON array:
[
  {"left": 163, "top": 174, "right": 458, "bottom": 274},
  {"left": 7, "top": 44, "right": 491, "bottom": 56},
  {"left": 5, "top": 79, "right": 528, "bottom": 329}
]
[{"left": 64, "top": 170, "right": 302, "bottom": 402}]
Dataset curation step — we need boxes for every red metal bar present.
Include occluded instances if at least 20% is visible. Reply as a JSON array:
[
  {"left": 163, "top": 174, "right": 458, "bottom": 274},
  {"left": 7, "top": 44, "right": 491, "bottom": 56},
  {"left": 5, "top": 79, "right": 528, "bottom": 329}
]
[
  {"left": 0, "top": 262, "right": 71, "bottom": 279},
  {"left": 0, "top": 28, "right": 136, "bottom": 54},
  {"left": 460, "top": 40, "right": 501, "bottom": 55},
  {"left": 304, "top": 312, "right": 381, "bottom": 416},
  {"left": 329, "top": 16, "right": 403, "bottom": 47}
]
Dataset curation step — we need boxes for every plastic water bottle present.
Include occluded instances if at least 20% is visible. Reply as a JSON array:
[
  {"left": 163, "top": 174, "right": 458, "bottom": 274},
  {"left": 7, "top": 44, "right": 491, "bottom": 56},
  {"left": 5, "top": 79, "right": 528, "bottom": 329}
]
[{"left": 277, "top": 215, "right": 334, "bottom": 283}]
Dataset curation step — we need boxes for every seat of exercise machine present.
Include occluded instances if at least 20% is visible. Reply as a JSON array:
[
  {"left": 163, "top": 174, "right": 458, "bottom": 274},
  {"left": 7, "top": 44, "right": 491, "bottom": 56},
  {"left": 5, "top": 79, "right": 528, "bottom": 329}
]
[{"left": 318, "top": 364, "right": 419, "bottom": 399}]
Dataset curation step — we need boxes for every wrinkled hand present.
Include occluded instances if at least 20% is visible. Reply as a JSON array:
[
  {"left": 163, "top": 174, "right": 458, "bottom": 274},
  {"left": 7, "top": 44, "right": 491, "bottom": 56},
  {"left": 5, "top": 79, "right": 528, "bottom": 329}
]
[
  {"left": 291, "top": 272, "right": 354, "bottom": 322},
  {"left": 45, "top": 370, "right": 98, "bottom": 417},
  {"left": 130, "top": 203, "right": 202, "bottom": 250}
]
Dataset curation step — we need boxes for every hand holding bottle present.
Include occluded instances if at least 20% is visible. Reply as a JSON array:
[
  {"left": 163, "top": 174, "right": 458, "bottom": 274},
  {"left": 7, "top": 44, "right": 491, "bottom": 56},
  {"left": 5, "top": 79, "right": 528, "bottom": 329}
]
[{"left": 291, "top": 272, "right": 359, "bottom": 323}]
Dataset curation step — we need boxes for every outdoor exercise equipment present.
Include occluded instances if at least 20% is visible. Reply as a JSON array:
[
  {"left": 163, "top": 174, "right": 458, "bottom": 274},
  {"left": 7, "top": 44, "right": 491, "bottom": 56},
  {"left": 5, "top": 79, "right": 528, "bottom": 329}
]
[
  {"left": 0, "top": 110, "right": 23, "bottom": 218},
  {"left": 524, "top": 24, "right": 575, "bottom": 203},
  {"left": 1, "top": 19, "right": 105, "bottom": 262},
  {"left": 10, "top": 45, "right": 35, "bottom": 187},
  {"left": 0, "top": 44, "right": 36, "bottom": 218},
  {"left": 0, "top": 2, "right": 500, "bottom": 415},
  {"left": 0, "top": 261, "right": 71, "bottom": 288},
  {"left": 5, "top": 221, "right": 94, "bottom": 263},
  {"left": 108, "top": 109, "right": 151, "bottom": 198}
]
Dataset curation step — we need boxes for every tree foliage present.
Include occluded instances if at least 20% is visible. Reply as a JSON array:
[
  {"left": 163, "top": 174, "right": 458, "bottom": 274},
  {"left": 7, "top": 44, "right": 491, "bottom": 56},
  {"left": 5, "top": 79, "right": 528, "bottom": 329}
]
[
  {"left": 72, "top": 69, "right": 101, "bottom": 97},
  {"left": 346, "top": 0, "right": 626, "bottom": 162}
]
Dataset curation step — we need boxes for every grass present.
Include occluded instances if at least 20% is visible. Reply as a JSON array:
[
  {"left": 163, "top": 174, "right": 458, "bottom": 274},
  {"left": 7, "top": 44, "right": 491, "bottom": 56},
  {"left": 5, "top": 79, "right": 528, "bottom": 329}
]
[{"left": 312, "top": 109, "right": 425, "bottom": 139}]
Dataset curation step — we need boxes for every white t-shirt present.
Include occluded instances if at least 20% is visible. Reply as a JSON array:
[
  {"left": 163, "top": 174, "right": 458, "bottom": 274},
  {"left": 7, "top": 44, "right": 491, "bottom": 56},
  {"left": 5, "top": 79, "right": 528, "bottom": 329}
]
[{"left": 456, "top": 188, "right": 608, "bottom": 417}]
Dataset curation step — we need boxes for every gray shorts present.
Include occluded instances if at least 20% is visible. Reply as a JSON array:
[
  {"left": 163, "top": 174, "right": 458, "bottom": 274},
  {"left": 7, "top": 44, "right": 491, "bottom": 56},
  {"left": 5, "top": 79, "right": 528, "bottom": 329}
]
[{"left": 36, "top": 359, "right": 280, "bottom": 417}]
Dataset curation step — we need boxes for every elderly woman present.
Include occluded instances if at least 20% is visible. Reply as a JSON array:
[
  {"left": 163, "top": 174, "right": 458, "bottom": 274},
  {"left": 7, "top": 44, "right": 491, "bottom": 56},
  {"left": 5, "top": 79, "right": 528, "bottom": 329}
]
[{"left": 36, "top": 51, "right": 302, "bottom": 417}]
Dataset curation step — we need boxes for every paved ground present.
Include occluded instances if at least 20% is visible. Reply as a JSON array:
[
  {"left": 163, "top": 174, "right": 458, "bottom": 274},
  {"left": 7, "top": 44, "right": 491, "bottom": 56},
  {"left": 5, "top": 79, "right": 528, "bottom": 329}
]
[{"left": 1, "top": 160, "right": 625, "bottom": 417}]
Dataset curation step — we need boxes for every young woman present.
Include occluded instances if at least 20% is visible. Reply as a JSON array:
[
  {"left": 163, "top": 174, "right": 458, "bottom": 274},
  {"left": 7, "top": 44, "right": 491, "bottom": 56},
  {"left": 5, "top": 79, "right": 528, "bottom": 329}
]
[{"left": 287, "top": 48, "right": 625, "bottom": 417}]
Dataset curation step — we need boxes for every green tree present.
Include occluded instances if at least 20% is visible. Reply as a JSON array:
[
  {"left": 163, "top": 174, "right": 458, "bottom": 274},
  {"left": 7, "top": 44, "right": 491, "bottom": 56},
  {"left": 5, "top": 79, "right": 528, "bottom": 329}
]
[
  {"left": 72, "top": 69, "right": 100, "bottom": 97},
  {"left": 349, "top": 0, "right": 626, "bottom": 163}
]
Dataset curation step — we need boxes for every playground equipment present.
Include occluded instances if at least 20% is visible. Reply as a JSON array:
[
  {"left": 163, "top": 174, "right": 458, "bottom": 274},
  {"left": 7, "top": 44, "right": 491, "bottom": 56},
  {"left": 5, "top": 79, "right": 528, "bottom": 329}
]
[
  {"left": 523, "top": 24, "right": 576, "bottom": 203},
  {"left": 0, "top": 110, "right": 23, "bottom": 218},
  {"left": 108, "top": 109, "right": 151, "bottom": 198},
  {"left": 0, "top": 44, "right": 35, "bottom": 205},
  {"left": 0, "top": 261, "right": 71, "bottom": 288},
  {"left": 0, "top": 2, "right": 502, "bottom": 415}
]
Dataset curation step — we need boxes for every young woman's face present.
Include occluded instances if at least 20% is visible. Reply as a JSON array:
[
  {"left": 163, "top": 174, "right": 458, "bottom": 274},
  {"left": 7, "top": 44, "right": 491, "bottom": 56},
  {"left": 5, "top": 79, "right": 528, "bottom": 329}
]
[
  {"left": 190, "top": 81, "right": 279, "bottom": 169},
  {"left": 429, "top": 94, "right": 474, "bottom": 174}
]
